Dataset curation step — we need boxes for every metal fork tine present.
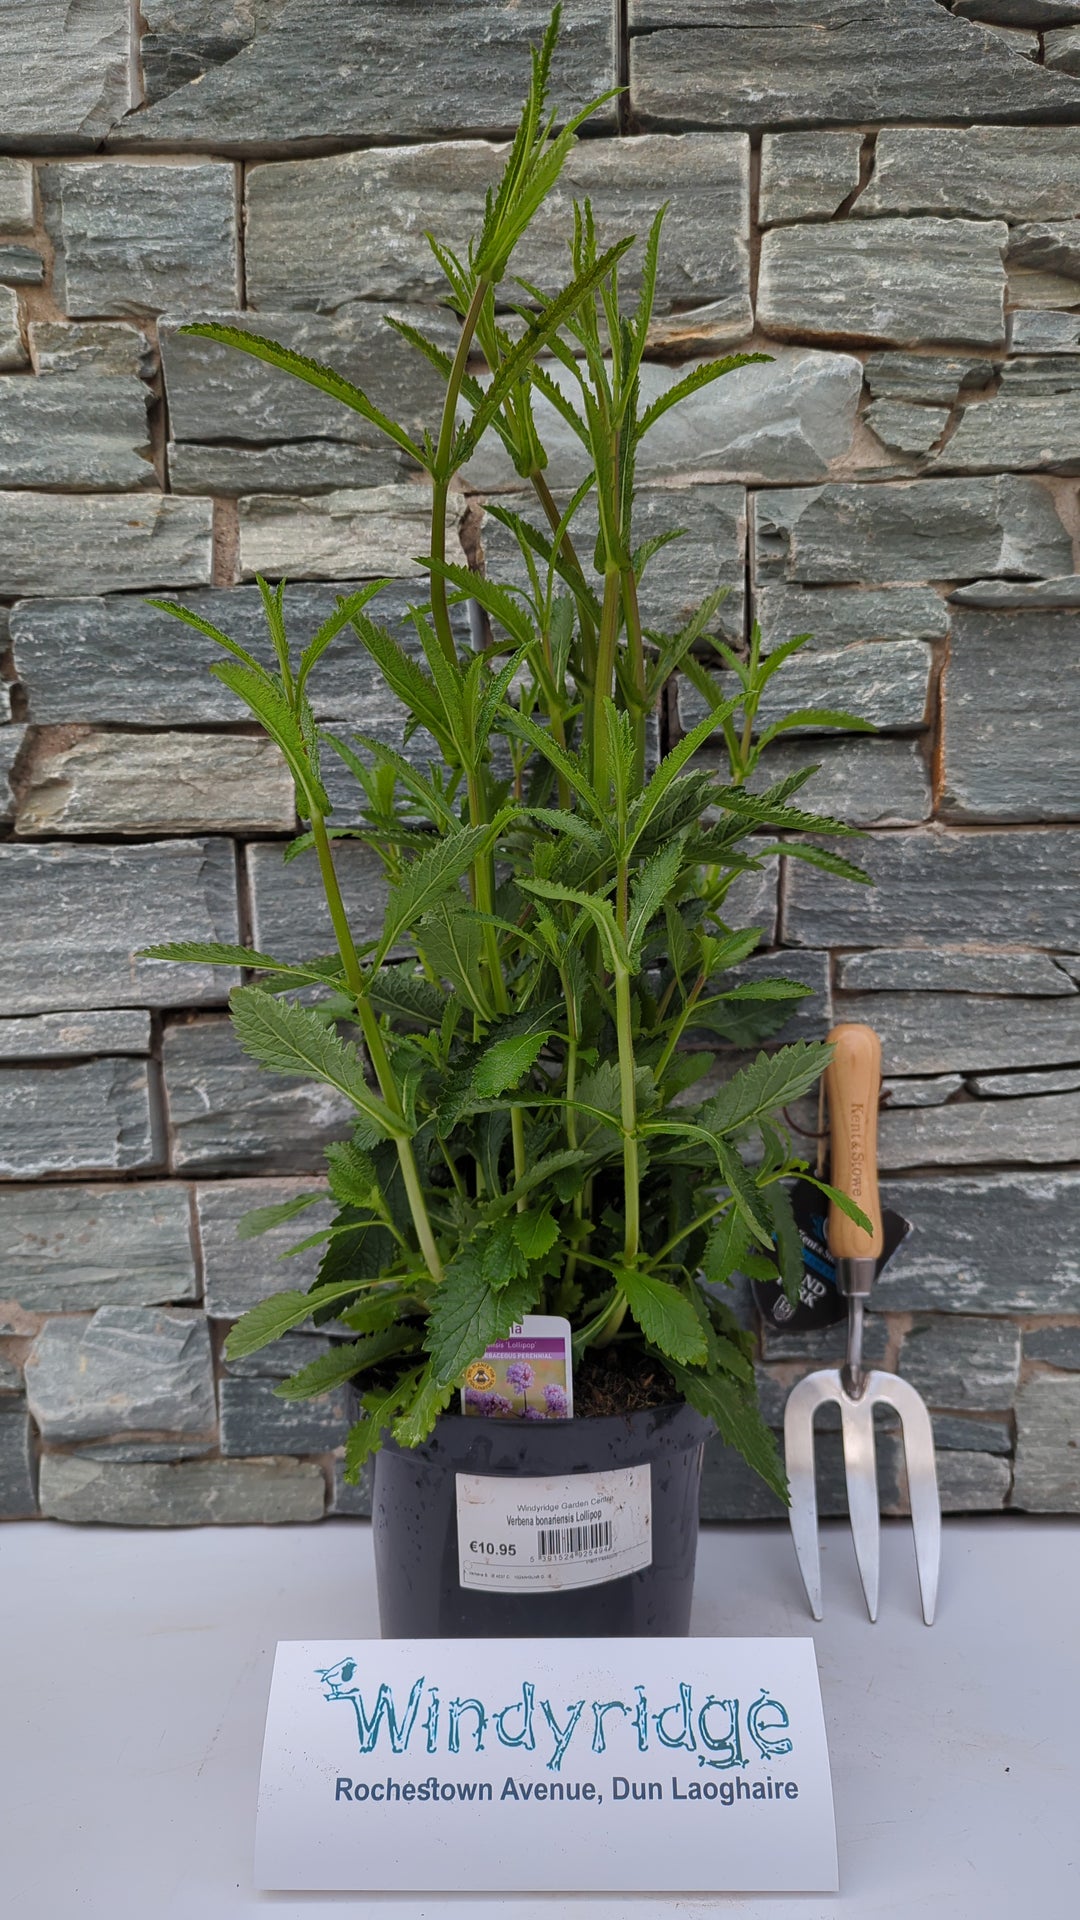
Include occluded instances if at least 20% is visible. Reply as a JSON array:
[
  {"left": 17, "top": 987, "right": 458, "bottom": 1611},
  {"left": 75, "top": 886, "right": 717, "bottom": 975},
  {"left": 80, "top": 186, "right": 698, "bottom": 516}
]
[
  {"left": 882, "top": 1376, "right": 942, "bottom": 1627},
  {"left": 839, "top": 1394, "right": 881, "bottom": 1623},
  {"left": 783, "top": 1371, "right": 836, "bottom": 1621}
]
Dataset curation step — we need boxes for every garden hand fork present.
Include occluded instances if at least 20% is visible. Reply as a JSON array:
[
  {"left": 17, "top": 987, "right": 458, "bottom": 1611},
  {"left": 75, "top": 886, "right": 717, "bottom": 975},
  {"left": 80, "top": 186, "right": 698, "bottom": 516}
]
[{"left": 783, "top": 1023, "right": 941, "bottom": 1626}]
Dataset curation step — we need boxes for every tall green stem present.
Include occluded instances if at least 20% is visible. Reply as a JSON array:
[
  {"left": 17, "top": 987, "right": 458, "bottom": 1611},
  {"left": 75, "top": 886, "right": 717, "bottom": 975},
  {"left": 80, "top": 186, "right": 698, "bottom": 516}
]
[
  {"left": 591, "top": 567, "right": 622, "bottom": 791},
  {"left": 310, "top": 812, "right": 444, "bottom": 1284},
  {"left": 429, "top": 278, "right": 491, "bottom": 668}
]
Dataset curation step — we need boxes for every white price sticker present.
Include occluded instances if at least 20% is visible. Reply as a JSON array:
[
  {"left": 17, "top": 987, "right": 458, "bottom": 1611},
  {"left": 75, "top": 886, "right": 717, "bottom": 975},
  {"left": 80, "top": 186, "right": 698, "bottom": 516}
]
[{"left": 456, "top": 1464, "right": 652, "bottom": 1592}]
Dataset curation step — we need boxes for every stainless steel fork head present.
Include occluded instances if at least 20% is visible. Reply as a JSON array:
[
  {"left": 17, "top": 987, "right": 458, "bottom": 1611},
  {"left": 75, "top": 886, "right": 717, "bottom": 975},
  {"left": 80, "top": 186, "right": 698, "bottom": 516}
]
[{"left": 784, "top": 1368, "right": 941, "bottom": 1627}]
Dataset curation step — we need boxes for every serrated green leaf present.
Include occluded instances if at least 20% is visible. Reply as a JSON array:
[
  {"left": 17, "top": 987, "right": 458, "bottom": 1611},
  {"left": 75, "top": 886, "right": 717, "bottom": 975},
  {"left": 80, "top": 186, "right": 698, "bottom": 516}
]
[
  {"left": 229, "top": 986, "right": 405, "bottom": 1138},
  {"left": 666, "top": 1361, "right": 788, "bottom": 1501},
  {"left": 764, "top": 1181, "right": 805, "bottom": 1305},
  {"left": 701, "top": 1209, "right": 750, "bottom": 1288},
  {"left": 474, "top": 1029, "right": 549, "bottom": 1099},
  {"left": 619, "top": 1269, "right": 708, "bottom": 1365},
  {"left": 696, "top": 1043, "right": 832, "bottom": 1138},
  {"left": 510, "top": 1208, "right": 560, "bottom": 1264},
  {"left": 801, "top": 1176, "right": 874, "bottom": 1241},
  {"left": 274, "top": 1326, "right": 422, "bottom": 1401},
  {"left": 324, "top": 1141, "right": 380, "bottom": 1210},
  {"left": 392, "top": 1366, "right": 457, "bottom": 1449},
  {"left": 223, "top": 1280, "right": 379, "bottom": 1359},
  {"left": 427, "top": 1248, "right": 538, "bottom": 1386},
  {"left": 345, "top": 1374, "right": 418, "bottom": 1480},
  {"left": 377, "top": 823, "right": 505, "bottom": 967},
  {"left": 235, "top": 1193, "right": 326, "bottom": 1240}
]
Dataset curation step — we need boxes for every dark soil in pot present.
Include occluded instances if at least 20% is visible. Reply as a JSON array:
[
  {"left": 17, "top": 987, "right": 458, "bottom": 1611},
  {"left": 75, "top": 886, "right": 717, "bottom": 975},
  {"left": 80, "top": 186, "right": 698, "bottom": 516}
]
[{"left": 372, "top": 1399, "right": 712, "bottom": 1639}]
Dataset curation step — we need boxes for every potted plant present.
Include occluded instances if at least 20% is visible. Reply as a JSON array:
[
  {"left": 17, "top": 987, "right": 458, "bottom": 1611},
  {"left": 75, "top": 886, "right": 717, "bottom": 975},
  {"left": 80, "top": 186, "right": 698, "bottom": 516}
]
[{"left": 146, "top": 9, "right": 870, "bottom": 1637}]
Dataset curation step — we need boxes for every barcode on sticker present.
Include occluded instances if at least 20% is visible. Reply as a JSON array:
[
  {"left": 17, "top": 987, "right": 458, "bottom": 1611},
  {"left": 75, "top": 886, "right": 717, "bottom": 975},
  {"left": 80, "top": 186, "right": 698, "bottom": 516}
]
[{"left": 537, "top": 1520, "right": 612, "bottom": 1561}]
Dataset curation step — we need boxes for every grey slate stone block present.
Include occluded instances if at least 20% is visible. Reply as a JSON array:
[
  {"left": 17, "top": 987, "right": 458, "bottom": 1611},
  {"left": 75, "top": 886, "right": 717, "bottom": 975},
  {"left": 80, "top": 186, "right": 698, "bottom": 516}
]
[
  {"left": 969, "top": 1067, "right": 1080, "bottom": 1097},
  {"left": 863, "top": 354, "right": 993, "bottom": 405},
  {"left": 15, "top": 729, "right": 296, "bottom": 837},
  {"left": 760, "top": 1314, "right": 889, "bottom": 1366},
  {"left": 0, "top": 288, "right": 27, "bottom": 373},
  {"left": 247, "top": 839, "right": 389, "bottom": 962},
  {"left": 879, "top": 1091, "right": 1080, "bottom": 1169},
  {"left": 0, "top": 1407, "right": 36, "bottom": 1517},
  {"left": 463, "top": 350, "right": 862, "bottom": 490},
  {"left": 954, "top": 0, "right": 1080, "bottom": 25},
  {"left": 629, "top": 2, "right": 1080, "bottom": 128},
  {"left": 935, "top": 371, "right": 1080, "bottom": 477},
  {"left": 754, "top": 478, "right": 1072, "bottom": 586},
  {"left": 196, "top": 1177, "right": 334, "bottom": 1319},
  {"left": 681, "top": 639, "right": 932, "bottom": 734},
  {"left": 28, "top": 322, "right": 157, "bottom": 379},
  {"left": 0, "top": 839, "right": 240, "bottom": 1014},
  {"left": 220, "top": 1376, "right": 350, "bottom": 1456},
  {"left": 1045, "top": 24, "right": 1080, "bottom": 70},
  {"left": 0, "top": 1182, "right": 196, "bottom": 1312},
  {"left": 0, "top": 1010, "right": 153, "bottom": 1059},
  {"left": 839, "top": 989, "right": 1080, "bottom": 1075},
  {"left": 1024, "top": 1326, "right": 1080, "bottom": 1369},
  {"left": 1009, "top": 310, "right": 1080, "bottom": 353},
  {"left": 898, "top": 1316, "right": 1020, "bottom": 1410},
  {"left": 482, "top": 482, "right": 746, "bottom": 648},
  {"left": 755, "top": 584, "right": 948, "bottom": 650},
  {"left": 0, "top": 726, "right": 24, "bottom": 823},
  {"left": 746, "top": 737, "right": 932, "bottom": 829},
  {"left": 46, "top": 162, "right": 239, "bottom": 317},
  {"left": 114, "top": 1, "right": 614, "bottom": 150},
  {"left": 1008, "top": 221, "right": 1080, "bottom": 282},
  {"left": 0, "top": 493, "right": 212, "bottom": 598},
  {"left": 758, "top": 219, "right": 1008, "bottom": 351},
  {"left": 0, "top": 159, "right": 35, "bottom": 232},
  {"left": 165, "top": 1020, "right": 352, "bottom": 1174},
  {"left": 1012, "top": 1377, "right": 1080, "bottom": 1511},
  {"left": 11, "top": 581, "right": 469, "bottom": 728},
  {"left": 38, "top": 1452, "right": 325, "bottom": 1524},
  {"left": 883, "top": 1075, "right": 965, "bottom": 1109},
  {"left": 0, "top": 246, "right": 44, "bottom": 285},
  {"left": 224, "top": 1332, "right": 332, "bottom": 1379},
  {"left": 784, "top": 827, "right": 1080, "bottom": 950},
  {"left": 74, "top": 1439, "right": 215, "bottom": 1462},
  {"left": 0, "top": 1354, "right": 24, "bottom": 1394},
  {"left": 160, "top": 305, "right": 458, "bottom": 453},
  {"left": 139, "top": 0, "right": 258, "bottom": 104},
  {"left": 0, "top": 1060, "right": 162, "bottom": 1178},
  {"left": 236, "top": 486, "right": 466, "bottom": 583},
  {"left": 837, "top": 949, "right": 1076, "bottom": 995},
  {"left": 711, "top": 949, "right": 832, "bottom": 1048},
  {"left": 0, "top": 374, "right": 151, "bottom": 490},
  {"left": 167, "top": 442, "right": 404, "bottom": 496},
  {"left": 863, "top": 401, "right": 951, "bottom": 459},
  {"left": 863, "top": 124, "right": 1080, "bottom": 221},
  {"left": 941, "top": 608, "right": 1080, "bottom": 822},
  {"left": 936, "top": 1452, "right": 1011, "bottom": 1512},
  {"left": 25, "top": 1307, "right": 215, "bottom": 1442},
  {"left": 932, "top": 1414, "right": 1012, "bottom": 1455},
  {"left": 330, "top": 1456, "right": 373, "bottom": 1518},
  {"left": 758, "top": 131, "right": 862, "bottom": 225},
  {"left": 0, "top": 0, "right": 131, "bottom": 149},
  {"left": 874, "top": 1172, "right": 1080, "bottom": 1314},
  {"left": 947, "top": 574, "right": 1080, "bottom": 608}
]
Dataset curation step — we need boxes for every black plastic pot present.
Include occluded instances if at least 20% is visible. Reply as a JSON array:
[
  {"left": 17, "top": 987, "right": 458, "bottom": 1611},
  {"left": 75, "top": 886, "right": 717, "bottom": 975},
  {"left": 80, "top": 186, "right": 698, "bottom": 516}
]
[{"left": 372, "top": 1401, "right": 711, "bottom": 1638}]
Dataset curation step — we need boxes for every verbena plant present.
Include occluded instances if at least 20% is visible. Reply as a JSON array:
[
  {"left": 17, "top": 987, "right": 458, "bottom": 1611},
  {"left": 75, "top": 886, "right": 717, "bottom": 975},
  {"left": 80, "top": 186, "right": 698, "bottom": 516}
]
[{"left": 145, "top": 10, "right": 871, "bottom": 1497}]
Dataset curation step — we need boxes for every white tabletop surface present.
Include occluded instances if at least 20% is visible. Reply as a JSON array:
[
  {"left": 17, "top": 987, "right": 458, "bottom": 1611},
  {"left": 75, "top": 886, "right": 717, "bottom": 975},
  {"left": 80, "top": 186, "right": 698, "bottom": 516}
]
[{"left": 2, "top": 1514, "right": 1077, "bottom": 1918}]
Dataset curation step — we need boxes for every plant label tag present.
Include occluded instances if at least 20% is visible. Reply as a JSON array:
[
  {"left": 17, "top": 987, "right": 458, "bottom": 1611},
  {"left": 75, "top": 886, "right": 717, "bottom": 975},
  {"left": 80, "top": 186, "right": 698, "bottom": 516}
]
[
  {"left": 460, "top": 1312, "right": 573, "bottom": 1419},
  {"left": 255, "top": 1636, "right": 839, "bottom": 1893},
  {"left": 456, "top": 1463, "right": 651, "bottom": 1592}
]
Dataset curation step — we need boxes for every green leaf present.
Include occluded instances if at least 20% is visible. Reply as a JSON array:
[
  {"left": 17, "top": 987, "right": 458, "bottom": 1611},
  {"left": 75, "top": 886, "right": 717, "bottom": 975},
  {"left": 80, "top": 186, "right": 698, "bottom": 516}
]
[
  {"left": 714, "top": 978, "right": 814, "bottom": 1003},
  {"left": 427, "top": 1248, "right": 538, "bottom": 1386},
  {"left": 635, "top": 354, "right": 771, "bottom": 443},
  {"left": 140, "top": 940, "right": 345, "bottom": 993},
  {"left": 627, "top": 837, "right": 685, "bottom": 965},
  {"left": 179, "top": 323, "right": 428, "bottom": 467},
  {"left": 324, "top": 1141, "right": 380, "bottom": 1210},
  {"left": 236, "top": 1193, "right": 326, "bottom": 1240},
  {"left": 696, "top": 1042, "right": 832, "bottom": 1138},
  {"left": 416, "top": 900, "right": 494, "bottom": 1019},
  {"left": 764, "top": 843, "right": 874, "bottom": 887},
  {"left": 802, "top": 1177, "right": 874, "bottom": 1241},
  {"left": 666, "top": 1361, "right": 788, "bottom": 1502},
  {"left": 701, "top": 1209, "right": 750, "bottom": 1289},
  {"left": 392, "top": 1366, "right": 457, "bottom": 1449},
  {"left": 350, "top": 611, "right": 457, "bottom": 762},
  {"left": 223, "top": 1280, "right": 380, "bottom": 1359},
  {"left": 229, "top": 986, "right": 405, "bottom": 1139},
  {"left": 755, "top": 708, "right": 877, "bottom": 749},
  {"left": 345, "top": 1374, "right": 417, "bottom": 1479},
  {"left": 619, "top": 1269, "right": 708, "bottom": 1366},
  {"left": 764, "top": 1181, "right": 805, "bottom": 1305},
  {"left": 510, "top": 1208, "right": 560, "bottom": 1264},
  {"left": 296, "top": 585, "right": 388, "bottom": 701},
  {"left": 376, "top": 822, "right": 506, "bottom": 967},
  {"left": 145, "top": 597, "right": 265, "bottom": 671},
  {"left": 275, "top": 1327, "right": 422, "bottom": 1401},
  {"left": 474, "top": 1029, "right": 549, "bottom": 1099}
]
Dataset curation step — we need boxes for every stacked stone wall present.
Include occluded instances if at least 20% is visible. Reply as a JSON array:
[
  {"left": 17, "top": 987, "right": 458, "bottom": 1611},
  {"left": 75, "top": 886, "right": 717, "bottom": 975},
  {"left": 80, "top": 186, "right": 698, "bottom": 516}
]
[{"left": 2, "top": 1, "right": 1080, "bottom": 1525}]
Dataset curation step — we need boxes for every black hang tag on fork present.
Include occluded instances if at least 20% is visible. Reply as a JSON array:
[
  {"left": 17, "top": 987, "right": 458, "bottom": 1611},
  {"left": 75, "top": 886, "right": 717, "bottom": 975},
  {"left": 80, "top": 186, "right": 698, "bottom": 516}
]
[{"left": 751, "top": 1178, "right": 912, "bottom": 1335}]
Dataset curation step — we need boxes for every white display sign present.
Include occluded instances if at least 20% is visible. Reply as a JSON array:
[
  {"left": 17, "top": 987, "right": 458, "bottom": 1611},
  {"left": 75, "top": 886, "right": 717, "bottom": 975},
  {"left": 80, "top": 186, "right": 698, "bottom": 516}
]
[{"left": 255, "top": 1637, "right": 838, "bottom": 1894}]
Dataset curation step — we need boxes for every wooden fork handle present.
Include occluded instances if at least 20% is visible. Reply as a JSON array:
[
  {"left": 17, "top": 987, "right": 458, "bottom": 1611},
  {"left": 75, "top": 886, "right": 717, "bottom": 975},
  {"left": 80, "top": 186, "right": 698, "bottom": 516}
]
[{"left": 824, "top": 1023, "right": 885, "bottom": 1273}]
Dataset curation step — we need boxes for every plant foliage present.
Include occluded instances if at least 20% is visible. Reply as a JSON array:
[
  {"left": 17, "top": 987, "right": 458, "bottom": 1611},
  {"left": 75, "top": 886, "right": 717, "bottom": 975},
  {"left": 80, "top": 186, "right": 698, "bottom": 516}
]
[{"left": 142, "top": 9, "right": 870, "bottom": 1501}]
